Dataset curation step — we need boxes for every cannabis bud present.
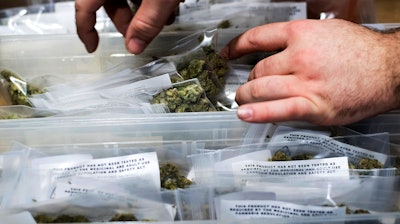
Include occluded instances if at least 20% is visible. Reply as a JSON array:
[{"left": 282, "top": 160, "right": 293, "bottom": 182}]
[
  {"left": 1, "top": 69, "right": 45, "bottom": 106},
  {"left": 178, "top": 46, "right": 229, "bottom": 103},
  {"left": 160, "top": 163, "right": 192, "bottom": 190},
  {"left": 151, "top": 81, "right": 216, "bottom": 113},
  {"left": 269, "top": 151, "right": 313, "bottom": 161},
  {"left": 34, "top": 214, "right": 89, "bottom": 223},
  {"left": 110, "top": 213, "right": 138, "bottom": 221},
  {"left": 356, "top": 158, "right": 384, "bottom": 169}
]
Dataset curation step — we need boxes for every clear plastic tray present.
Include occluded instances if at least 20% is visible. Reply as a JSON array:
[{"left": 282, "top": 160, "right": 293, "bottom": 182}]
[{"left": 0, "top": 111, "right": 252, "bottom": 152}]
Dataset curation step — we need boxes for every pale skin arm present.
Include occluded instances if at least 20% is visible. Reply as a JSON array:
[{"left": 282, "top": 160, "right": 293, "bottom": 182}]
[
  {"left": 75, "top": 0, "right": 181, "bottom": 54},
  {"left": 221, "top": 19, "right": 400, "bottom": 126}
]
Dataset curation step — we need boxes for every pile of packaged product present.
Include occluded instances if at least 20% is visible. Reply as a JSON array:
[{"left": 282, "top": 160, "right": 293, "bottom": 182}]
[
  {"left": 0, "top": 1, "right": 398, "bottom": 223},
  {"left": 0, "top": 116, "right": 399, "bottom": 223}
]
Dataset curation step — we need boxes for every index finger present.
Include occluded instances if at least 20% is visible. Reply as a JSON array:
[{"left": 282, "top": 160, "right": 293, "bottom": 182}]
[
  {"left": 75, "top": 0, "right": 105, "bottom": 53},
  {"left": 221, "top": 22, "right": 290, "bottom": 60},
  {"left": 125, "top": 0, "right": 181, "bottom": 54}
]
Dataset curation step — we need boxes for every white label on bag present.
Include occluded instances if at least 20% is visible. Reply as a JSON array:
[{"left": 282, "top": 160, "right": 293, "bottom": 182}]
[
  {"left": 232, "top": 157, "right": 349, "bottom": 177},
  {"left": 214, "top": 150, "right": 272, "bottom": 172},
  {"left": 218, "top": 199, "right": 346, "bottom": 220},
  {"left": 269, "top": 126, "right": 331, "bottom": 143},
  {"left": 53, "top": 181, "right": 130, "bottom": 199},
  {"left": 53, "top": 152, "right": 160, "bottom": 187},
  {"left": 270, "top": 126, "right": 388, "bottom": 165}
]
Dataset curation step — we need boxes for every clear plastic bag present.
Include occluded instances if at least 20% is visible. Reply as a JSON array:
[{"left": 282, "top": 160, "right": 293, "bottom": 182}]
[
  {"left": 174, "top": 186, "right": 215, "bottom": 221},
  {"left": 214, "top": 176, "right": 399, "bottom": 221},
  {"left": 0, "top": 68, "right": 46, "bottom": 107},
  {"left": 271, "top": 0, "right": 376, "bottom": 23},
  {"left": 0, "top": 2, "right": 116, "bottom": 35},
  {"left": 171, "top": 1, "right": 307, "bottom": 32}
]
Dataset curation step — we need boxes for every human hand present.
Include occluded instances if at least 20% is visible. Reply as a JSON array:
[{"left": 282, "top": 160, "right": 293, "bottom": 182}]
[
  {"left": 221, "top": 19, "right": 400, "bottom": 126},
  {"left": 75, "top": 0, "right": 181, "bottom": 54}
]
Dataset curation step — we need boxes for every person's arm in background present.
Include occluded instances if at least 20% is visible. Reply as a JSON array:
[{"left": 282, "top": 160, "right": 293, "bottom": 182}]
[
  {"left": 75, "top": 0, "right": 181, "bottom": 54},
  {"left": 222, "top": 19, "right": 400, "bottom": 126}
]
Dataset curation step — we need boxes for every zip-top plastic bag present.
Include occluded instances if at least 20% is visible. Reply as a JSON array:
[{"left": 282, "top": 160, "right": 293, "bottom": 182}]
[
  {"left": 0, "top": 150, "right": 26, "bottom": 208},
  {"left": 29, "top": 29, "right": 230, "bottom": 113},
  {"left": 23, "top": 191, "right": 176, "bottom": 223},
  {"left": 17, "top": 28, "right": 238, "bottom": 114},
  {"left": 169, "top": 1, "right": 307, "bottom": 32},
  {"left": 2, "top": 140, "right": 201, "bottom": 209},
  {"left": 0, "top": 68, "right": 61, "bottom": 119},
  {"left": 0, "top": 68, "right": 47, "bottom": 107},
  {"left": 268, "top": 125, "right": 392, "bottom": 168},
  {"left": 163, "top": 29, "right": 232, "bottom": 108},
  {"left": 189, "top": 132, "right": 396, "bottom": 186},
  {"left": 214, "top": 176, "right": 399, "bottom": 221},
  {"left": 189, "top": 141, "right": 351, "bottom": 187},
  {"left": 2, "top": 142, "right": 162, "bottom": 208},
  {"left": 29, "top": 73, "right": 173, "bottom": 113},
  {"left": 174, "top": 186, "right": 215, "bottom": 221}
]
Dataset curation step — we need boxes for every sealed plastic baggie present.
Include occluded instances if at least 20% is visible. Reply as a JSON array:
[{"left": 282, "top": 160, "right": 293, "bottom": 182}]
[
  {"left": 37, "top": 59, "right": 177, "bottom": 101},
  {"left": 9, "top": 29, "right": 236, "bottom": 114},
  {"left": 2, "top": 140, "right": 202, "bottom": 209},
  {"left": 189, "top": 141, "right": 351, "bottom": 187},
  {"left": 162, "top": 29, "right": 234, "bottom": 110},
  {"left": 0, "top": 68, "right": 61, "bottom": 118},
  {"left": 214, "top": 176, "right": 399, "bottom": 221},
  {"left": 22, "top": 191, "right": 176, "bottom": 223},
  {"left": 0, "top": 141, "right": 216, "bottom": 221},
  {"left": 170, "top": 1, "right": 307, "bottom": 33},
  {"left": 267, "top": 125, "right": 394, "bottom": 170},
  {"left": 240, "top": 123, "right": 275, "bottom": 146},
  {"left": 29, "top": 73, "right": 172, "bottom": 114},
  {"left": 0, "top": 150, "right": 25, "bottom": 208},
  {"left": 28, "top": 60, "right": 179, "bottom": 114},
  {"left": 174, "top": 186, "right": 215, "bottom": 221},
  {"left": 0, "top": 68, "right": 46, "bottom": 107},
  {"left": 189, "top": 133, "right": 397, "bottom": 186},
  {"left": 214, "top": 191, "right": 346, "bottom": 220},
  {"left": 2, "top": 142, "right": 163, "bottom": 208}
]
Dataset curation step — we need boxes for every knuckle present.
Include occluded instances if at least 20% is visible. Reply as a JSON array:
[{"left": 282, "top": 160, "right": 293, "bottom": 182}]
[
  {"left": 249, "top": 81, "right": 267, "bottom": 100},
  {"left": 246, "top": 28, "right": 264, "bottom": 48},
  {"left": 285, "top": 20, "right": 313, "bottom": 36}
]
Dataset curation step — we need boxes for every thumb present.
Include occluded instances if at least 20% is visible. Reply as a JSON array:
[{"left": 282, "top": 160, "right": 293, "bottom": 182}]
[{"left": 125, "top": 0, "right": 180, "bottom": 54}]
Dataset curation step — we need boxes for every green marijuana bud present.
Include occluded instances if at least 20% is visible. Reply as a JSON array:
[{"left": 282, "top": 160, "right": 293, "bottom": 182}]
[
  {"left": 1, "top": 69, "right": 45, "bottom": 106},
  {"left": 151, "top": 82, "right": 216, "bottom": 112},
  {"left": 110, "top": 213, "right": 138, "bottom": 221},
  {"left": 160, "top": 163, "right": 192, "bottom": 190},
  {"left": 34, "top": 214, "right": 89, "bottom": 223},
  {"left": 356, "top": 158, "right": 384, "bottom": 169}
]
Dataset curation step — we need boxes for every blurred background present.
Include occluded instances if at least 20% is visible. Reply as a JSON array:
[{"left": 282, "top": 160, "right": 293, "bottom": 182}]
[{"left": 0, "top": 0, "right": 399, "bottom": 23}]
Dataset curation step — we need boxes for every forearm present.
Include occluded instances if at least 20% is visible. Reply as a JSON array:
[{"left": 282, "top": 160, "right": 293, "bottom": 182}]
[{"left": 384, "top": 30, "right": 400, "bottom": 110}]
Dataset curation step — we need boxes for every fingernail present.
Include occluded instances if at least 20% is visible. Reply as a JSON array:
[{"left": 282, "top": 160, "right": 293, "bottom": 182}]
[
  {"left": 237, "top": 107, "right": 253, "bottom": 120},
  {"left": 128, "top": 38, "right": 146, "bottom": 54}
]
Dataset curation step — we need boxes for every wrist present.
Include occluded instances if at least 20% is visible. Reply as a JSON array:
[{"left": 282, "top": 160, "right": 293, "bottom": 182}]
[{"left": 384, "top": 31, "right": 400, "bottom": 110}]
